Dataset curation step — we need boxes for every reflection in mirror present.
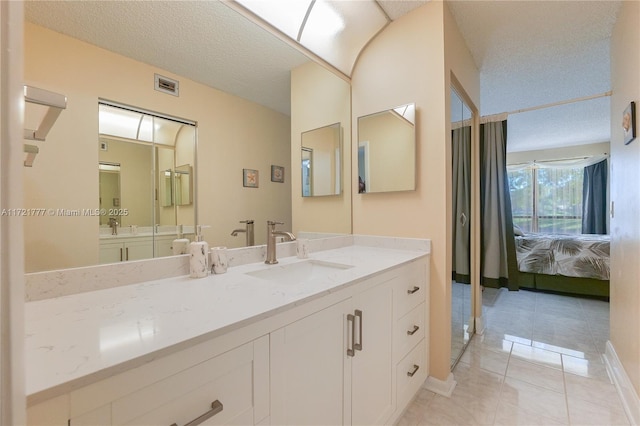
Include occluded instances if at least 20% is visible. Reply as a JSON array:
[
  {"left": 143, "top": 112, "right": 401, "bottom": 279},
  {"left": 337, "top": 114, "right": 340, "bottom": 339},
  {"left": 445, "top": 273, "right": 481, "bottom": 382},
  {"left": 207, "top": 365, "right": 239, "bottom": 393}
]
[
  {"left": 450, "top": 87, "right": 473, "bottom": 368},
  {"left": 357, "top": 103, "right": 416, "bottom": 193},
  {"left": 300, "top": 122, "right": 342, "bottom": 197},
  {"left": 98, "top": 102, "right": 196, "bottom": 264},
  {"left": 99, "top": 163, "right": 121, "bottom": 226},
  {"left": 175, "top": 164, "right": 193, "bottom": 206},
  {"left": 160, "top": 169, "right": 173, "bottom": 208}
]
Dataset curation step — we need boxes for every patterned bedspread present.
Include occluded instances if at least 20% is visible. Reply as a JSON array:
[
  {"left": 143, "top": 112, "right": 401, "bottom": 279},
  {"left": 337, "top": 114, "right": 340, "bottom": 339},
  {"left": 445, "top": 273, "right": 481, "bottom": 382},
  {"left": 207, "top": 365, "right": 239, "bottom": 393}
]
[{"left": 515, "top": 233, "right": 610, "bottom": 281}]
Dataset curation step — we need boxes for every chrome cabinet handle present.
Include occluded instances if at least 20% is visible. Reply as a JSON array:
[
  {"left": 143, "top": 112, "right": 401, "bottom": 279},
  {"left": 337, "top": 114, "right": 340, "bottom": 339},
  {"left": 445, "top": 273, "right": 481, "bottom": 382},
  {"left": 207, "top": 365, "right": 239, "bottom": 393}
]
[
  {"left": 354, "top": 310, "right": 363, "bottom": 352},
  {"left": 170, "top": 400, "right": 223, "bottom": 426},
  {"left": 407, "top": 325, "right": 419, "bottom": 336},
  {"left": 407, "top": 286, "right": 420, "bottom": 295},
  {"left": 347, "top": 313, "right": 355, "bottom": 357},
  {"left": 407, "top": 364, "right": 420, "bottom": 377}
]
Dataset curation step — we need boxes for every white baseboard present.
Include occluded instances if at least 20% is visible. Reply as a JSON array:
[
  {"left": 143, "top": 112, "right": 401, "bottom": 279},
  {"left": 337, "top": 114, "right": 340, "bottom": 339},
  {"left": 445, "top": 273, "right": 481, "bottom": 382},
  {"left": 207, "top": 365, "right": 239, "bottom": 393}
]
[
  {"left": 475, "top": 315, "right": 486, "bottom": 335},
  {"left": 603, "top": 340, "right": 640, "bottom": 425},
  {"left": 424, "top": 373, "right": 457, "bottom": 397}
]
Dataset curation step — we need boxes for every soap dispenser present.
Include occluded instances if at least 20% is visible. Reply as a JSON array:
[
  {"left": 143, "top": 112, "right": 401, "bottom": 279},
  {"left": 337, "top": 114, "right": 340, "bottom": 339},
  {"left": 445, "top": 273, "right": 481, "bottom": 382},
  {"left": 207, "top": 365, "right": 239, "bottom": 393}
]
[{"left": 189, "top": 225, "right": 210, "bottom": 278}]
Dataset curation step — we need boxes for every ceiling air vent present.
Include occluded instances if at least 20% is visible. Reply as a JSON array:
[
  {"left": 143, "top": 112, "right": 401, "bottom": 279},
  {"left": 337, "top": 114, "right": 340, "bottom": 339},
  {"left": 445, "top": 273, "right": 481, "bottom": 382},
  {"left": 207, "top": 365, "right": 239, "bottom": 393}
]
[{"left": 154, "top": 74, "right": 179, "bottom": 97}]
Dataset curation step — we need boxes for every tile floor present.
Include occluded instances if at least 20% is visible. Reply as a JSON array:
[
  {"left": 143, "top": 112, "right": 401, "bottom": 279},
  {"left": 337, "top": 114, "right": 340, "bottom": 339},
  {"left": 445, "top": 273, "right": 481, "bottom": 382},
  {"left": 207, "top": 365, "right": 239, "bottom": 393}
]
[{"left": 398, "top": 287, "right": 630, "bottom": 425}]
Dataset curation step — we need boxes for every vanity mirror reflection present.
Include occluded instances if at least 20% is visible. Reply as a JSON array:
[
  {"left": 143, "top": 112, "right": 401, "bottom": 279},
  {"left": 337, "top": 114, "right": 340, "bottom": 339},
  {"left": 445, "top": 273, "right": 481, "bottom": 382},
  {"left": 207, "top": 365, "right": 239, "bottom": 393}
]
[
  {"left": 24, "top": 0, "right": 347, "bottom": 273},
  {"left": 357, "top": 103, "right": 416, "bottom": 193},
  {"left": 301, "top": 122, "right": 342, "bottom": 197},
  {"left": 97, "top": 102, "right": 196, "bottom": 264}
]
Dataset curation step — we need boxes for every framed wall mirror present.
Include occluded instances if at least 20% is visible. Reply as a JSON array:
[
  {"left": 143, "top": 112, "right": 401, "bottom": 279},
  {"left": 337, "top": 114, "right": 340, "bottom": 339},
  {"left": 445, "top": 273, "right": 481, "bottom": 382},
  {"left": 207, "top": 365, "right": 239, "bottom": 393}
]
[
  {"left": 357, "top": 103, "right": 416, "bottom": 194},
  {"left": 300, "top": 122, "right": 342, "bottom": 197}
]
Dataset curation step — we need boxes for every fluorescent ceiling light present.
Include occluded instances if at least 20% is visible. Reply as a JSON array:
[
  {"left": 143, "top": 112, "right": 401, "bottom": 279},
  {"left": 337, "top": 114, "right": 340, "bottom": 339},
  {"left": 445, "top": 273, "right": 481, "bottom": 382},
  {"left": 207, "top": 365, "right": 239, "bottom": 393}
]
[
  {"left": 233, "top": 0, "right": 388, "bottom": 76},
  {"left": 302, "top": 0, "right": 345, "bottom": 39},
  {"left": 235, "top": 0, "right": 312, "bottom": 40}
]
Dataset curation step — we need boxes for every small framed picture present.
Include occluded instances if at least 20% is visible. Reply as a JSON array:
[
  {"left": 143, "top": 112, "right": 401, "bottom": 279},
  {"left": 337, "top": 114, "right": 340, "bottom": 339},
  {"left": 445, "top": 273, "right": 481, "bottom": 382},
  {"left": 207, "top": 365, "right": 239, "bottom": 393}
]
[
  {"left": 623, "top": 101, "right": 636, "bottom": 145},
  {"left": 271, "top": 165, "right": 285, "bottom": 183},
  {"left": 243, "top": 169, "right": 259, "bottom": 188}
]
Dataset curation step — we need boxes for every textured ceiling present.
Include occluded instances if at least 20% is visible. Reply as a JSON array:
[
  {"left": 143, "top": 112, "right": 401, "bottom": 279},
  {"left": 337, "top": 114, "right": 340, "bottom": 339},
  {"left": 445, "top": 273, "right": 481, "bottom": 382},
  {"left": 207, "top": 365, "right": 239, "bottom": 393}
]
[
  {"left": 448, "top": 0, "right": 622, "bottom": 152},
  {"left": 24, "top": 0, "right": 311, "bottom": 116},
  {"left": 25, "top": 1, "right": 622, "bottom": 152},
  {"left": 24, "top": 0, "right": 427, "bottom": 117}
]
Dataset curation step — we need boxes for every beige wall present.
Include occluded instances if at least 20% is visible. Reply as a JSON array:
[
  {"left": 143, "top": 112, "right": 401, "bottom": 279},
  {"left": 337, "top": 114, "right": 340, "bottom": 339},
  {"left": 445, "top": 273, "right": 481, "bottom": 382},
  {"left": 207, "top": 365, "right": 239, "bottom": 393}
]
[
  {"left": 24, "top": 23, "right": 291, "bottom": 272},
  {"left": 351, "top": 1, "right": 479, "bottom": 381},
  {"left": 175, "top": 126, "right": 195, "bottom": 227},
  {"left": 291, "top": 61, "right": 352, "bottom": 235},
  {"left": 610, "top": 0, "right": 640, "bottom": 398}
]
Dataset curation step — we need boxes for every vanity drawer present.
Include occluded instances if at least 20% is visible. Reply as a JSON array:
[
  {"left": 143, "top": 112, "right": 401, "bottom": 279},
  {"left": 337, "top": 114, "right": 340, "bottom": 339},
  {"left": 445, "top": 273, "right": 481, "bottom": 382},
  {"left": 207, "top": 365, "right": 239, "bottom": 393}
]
[
  {"left": 112, "top": 342, "right": 254, "bottom": 426},
  {"left": 396, "top": 339, "right": 426, "bottom": 410},
  {"left": 394, "top": 302, "right": 425, "bottom": 360},
  {"left": 393, "top": 261, "right": 426, "bottom": 320}
]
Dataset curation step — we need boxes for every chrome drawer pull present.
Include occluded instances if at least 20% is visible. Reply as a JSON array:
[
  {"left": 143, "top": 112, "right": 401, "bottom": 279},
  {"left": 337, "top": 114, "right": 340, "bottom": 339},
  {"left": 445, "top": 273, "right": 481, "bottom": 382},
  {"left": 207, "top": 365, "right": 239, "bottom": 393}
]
[
  {"left": 347, "top": 313, "right": 356, "bottom": 357},
  {"left": 407, "top": 286, "right": 420, "bottom": 295},
  {"left": 407, "top": 364, "right": 420, "bottom": 377},
  {"left": 170, "top": 400, "right": 223, "bottom": 426},
  {"left": 407, "top": 325, "right": 419, "bottom": 336},
  {"left": 354, "top": 309, "right": 363, "bottom": 351}
]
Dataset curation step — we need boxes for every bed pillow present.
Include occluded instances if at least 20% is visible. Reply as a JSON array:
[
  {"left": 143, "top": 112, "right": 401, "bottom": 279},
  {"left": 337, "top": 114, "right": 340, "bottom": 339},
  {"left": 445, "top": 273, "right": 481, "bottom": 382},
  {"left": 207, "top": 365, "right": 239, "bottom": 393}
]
[{"left": 513, "top": 225, "right": 525, "bottom": 236}]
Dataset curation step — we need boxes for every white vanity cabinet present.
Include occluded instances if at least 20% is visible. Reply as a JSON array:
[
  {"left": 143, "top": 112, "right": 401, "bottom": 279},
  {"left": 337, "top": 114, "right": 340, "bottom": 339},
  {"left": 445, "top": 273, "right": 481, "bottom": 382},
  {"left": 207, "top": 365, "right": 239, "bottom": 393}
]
[
  {"left": 270, "top": 258, "right": 427, "bottom": 425},
  {"left": 99, "top": 237, "right": 154, "bottom": 263},
  {"left": 27, "top": 247, "right": 430, "bottom": 426},
  {"left": 155, "top": 234, "right": 178, "bottom": 257},
  {"left": 392, "top": 260, "right": 429, "bottom": 412},
  {"left": 27, "top": 336, "right": 270, "bottom": 426}
]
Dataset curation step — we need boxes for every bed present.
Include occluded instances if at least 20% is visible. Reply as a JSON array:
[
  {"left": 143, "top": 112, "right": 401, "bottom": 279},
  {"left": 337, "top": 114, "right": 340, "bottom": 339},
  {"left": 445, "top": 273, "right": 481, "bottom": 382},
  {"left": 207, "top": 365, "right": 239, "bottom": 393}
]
[{"left": 514, "top": 233, "right": 610, "bottom": 298}]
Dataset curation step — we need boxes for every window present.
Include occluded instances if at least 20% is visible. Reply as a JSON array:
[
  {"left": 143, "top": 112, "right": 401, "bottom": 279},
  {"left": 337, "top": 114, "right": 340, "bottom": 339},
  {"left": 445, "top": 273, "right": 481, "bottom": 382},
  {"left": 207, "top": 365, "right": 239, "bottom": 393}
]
[{"left": 508, "top": 165, "right": 583, "bottom": 234}]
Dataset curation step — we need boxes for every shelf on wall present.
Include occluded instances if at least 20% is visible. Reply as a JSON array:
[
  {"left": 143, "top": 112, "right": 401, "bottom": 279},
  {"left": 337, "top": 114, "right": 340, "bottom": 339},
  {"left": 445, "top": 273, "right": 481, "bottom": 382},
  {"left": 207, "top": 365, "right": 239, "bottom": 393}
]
[{"left": 23, "top": 85, "right": 67, "bottom": 167}]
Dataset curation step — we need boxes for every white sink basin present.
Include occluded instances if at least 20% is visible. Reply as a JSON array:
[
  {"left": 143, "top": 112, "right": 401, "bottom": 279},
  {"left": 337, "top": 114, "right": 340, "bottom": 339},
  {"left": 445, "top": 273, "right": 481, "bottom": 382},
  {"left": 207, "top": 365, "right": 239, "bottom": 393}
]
[{"left": 246, "top": 259, "right": 353, "bottom": 283}]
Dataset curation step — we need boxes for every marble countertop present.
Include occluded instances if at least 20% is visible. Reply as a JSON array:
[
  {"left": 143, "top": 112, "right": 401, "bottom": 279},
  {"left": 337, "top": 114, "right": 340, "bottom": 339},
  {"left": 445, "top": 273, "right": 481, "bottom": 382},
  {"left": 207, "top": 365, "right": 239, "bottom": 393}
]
[{"left": 25, "top": 243, "right": 428, "bottom": 403}]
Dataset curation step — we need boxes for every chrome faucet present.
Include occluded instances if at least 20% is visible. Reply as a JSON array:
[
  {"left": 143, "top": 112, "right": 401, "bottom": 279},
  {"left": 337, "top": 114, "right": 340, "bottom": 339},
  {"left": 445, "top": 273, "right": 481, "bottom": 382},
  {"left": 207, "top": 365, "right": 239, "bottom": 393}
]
[
  {"left": 108, "top": 217, "right": 119, "bottom": 235},
  {"left": 231, "top": 219, "right": 255, "bottom": 246},
  {"left": 265, "top": 220, "right": 296, "bottom": 264}
]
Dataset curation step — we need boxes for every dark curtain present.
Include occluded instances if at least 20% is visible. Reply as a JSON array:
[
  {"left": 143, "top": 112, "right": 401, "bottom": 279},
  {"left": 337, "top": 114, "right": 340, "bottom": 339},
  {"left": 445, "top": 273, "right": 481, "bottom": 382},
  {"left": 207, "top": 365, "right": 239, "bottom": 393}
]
[
  {"left": 452, "top": 126, "right": 471, "bottom": 284},
  {"left": 582, "top": 159, "right": 608, "bottom": 234},
  {"left": 480, "top": 120, "right": 519, "bottom": 290}
]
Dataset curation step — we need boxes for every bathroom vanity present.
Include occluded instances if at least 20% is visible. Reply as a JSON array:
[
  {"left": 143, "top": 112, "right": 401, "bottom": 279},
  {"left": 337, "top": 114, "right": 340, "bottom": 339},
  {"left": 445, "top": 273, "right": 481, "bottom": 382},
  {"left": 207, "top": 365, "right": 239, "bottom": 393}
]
[{"left": 26, "top": 236, "right": 430, "bottom": 425}]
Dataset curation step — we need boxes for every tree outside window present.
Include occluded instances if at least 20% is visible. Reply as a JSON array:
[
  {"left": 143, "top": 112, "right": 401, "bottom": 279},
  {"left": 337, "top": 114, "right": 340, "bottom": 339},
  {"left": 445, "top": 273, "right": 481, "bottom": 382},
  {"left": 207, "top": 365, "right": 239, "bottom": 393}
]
[{"left": 508, "top": 165, "right": 583, "bottom": 234}]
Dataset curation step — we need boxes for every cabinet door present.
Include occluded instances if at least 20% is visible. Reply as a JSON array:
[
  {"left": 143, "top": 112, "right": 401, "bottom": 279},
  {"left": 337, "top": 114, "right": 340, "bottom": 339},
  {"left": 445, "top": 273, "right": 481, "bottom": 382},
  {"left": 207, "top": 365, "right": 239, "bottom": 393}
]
[
  {"left": 350, "top": 281, "right": 394, "bottom": 425},
  {"left": 99, "top": 242, "right": 123, "bottom": 264},
  {"left": 270, "top": 299, "right": 350, "bottom": 426},
  {"left": 124, "top": 239, "right": 153, "bottom": 261},
  {"left": 154, "top": 236, "right": 175, "bottom": 258}
]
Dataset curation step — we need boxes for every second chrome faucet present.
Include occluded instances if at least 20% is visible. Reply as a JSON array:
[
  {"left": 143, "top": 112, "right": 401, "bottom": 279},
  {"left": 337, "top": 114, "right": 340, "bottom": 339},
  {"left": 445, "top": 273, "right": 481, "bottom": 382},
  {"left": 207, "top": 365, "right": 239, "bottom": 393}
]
[
  {"left": 265, "top": 220, "right": 296, "bottom": 264},
  {"left": 231, "top": 219, "right": 255, "bottom": 246}
]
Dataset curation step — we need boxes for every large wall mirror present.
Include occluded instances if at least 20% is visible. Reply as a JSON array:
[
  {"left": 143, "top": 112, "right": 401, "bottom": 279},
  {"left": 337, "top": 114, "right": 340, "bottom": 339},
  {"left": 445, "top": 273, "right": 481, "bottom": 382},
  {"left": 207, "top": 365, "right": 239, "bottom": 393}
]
[
  {"left": 97, "top": 102, "right": 196, "bottom": 264},
  {"left": 301, "top": 122, "right": 342, "bottom": 197},
  {"left": 24, "top": 1, "right": 347, "bottom": 273},
  {"left": 357, "top": 103, "right": 416, "bottom": 193}
]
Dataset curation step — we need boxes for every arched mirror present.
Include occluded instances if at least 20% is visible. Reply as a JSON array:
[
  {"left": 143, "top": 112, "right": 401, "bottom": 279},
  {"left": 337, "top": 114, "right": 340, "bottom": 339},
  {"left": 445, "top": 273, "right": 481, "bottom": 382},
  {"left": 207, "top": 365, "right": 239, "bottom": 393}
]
[{"left": 451, "top": 86, "right": 473, "bottom": 367}]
